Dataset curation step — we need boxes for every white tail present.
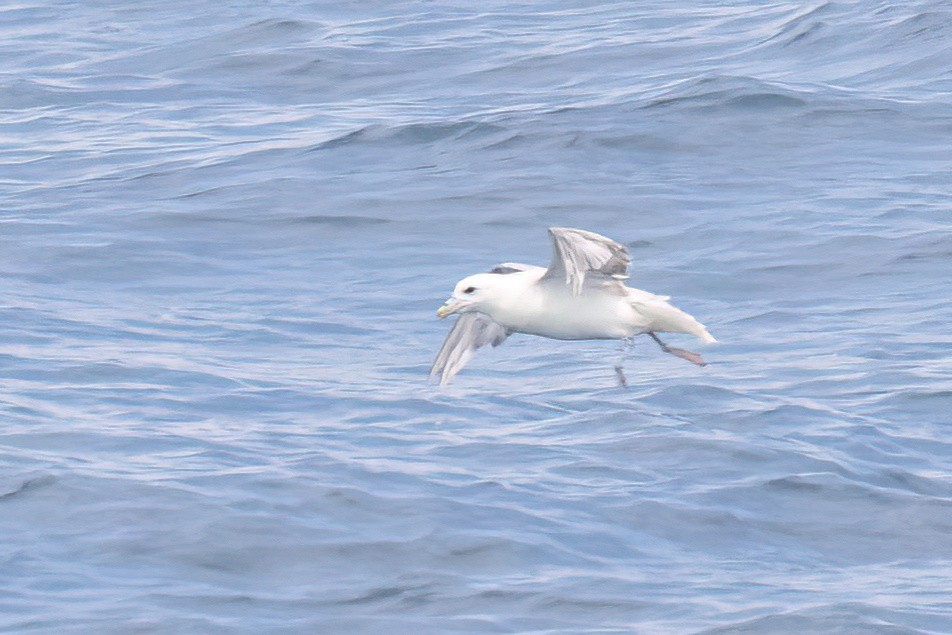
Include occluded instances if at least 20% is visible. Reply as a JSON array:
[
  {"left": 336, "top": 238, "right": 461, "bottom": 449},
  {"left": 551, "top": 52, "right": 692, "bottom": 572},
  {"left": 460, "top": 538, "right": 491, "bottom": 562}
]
[{"left": 634, "top": 297, "right": 717, "bottom": 344}]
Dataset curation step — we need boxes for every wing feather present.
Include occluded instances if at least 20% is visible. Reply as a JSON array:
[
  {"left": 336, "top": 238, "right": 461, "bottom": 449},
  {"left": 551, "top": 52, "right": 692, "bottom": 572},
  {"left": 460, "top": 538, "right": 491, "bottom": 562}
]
[
  {"left": 489, "top": 262, "right": 539, "bottom": 275},
  {"left": 542, "top": 227, "right": 630, "bottom": 295},
  {"left": 430, "top": 312, "right": 510, "bottom": 386}
]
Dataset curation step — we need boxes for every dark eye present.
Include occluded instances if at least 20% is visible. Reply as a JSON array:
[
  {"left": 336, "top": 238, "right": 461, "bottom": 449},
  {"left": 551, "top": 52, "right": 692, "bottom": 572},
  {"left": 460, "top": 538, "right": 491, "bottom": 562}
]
[{"left": 463, "top": 286, "right": 476, "bottom": 294}]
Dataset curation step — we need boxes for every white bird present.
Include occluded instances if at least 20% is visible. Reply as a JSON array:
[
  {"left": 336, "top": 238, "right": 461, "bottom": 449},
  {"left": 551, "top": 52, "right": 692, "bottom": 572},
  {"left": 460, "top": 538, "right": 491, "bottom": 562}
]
[{"left": 431, "top": 227, "right": 716, "bottom": 386}]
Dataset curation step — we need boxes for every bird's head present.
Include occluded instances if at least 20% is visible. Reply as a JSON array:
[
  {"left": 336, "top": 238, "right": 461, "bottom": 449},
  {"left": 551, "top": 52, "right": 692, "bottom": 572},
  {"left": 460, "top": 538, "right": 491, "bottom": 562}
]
[{"left": 436, "top": 273, "right": 506, "bottom": 318}]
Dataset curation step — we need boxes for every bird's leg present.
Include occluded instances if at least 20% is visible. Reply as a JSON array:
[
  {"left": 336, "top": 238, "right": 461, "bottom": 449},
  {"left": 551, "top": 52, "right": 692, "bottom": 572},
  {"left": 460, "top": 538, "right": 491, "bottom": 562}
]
[
  {"left": 648, "top": 332, "right": 707, "bottom": 366},
  {"left": 614, "top": 337, "right": 634, "bottom": 388}
]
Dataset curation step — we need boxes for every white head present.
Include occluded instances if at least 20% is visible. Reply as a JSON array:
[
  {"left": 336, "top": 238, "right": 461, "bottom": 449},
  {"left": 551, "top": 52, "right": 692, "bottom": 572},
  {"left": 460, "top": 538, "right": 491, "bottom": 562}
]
[{"left": 436, "top": 273, "right": 508, "bottom": 318}]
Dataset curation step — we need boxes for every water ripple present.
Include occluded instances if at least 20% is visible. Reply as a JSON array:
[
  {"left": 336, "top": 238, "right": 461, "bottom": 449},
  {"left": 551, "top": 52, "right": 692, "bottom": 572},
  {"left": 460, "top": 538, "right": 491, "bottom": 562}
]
[{"left": 2, "top": 0, "right": 951, "bottom": 632}]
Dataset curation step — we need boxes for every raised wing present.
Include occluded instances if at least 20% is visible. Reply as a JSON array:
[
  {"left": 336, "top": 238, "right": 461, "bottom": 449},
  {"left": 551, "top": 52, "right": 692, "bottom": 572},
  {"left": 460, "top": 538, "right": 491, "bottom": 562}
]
[
  {"left": 542, "top": 227, "right": 630, "bottom": 295},
  {"left": 430, "top": 312, "right": 510, "bottom": 386}
]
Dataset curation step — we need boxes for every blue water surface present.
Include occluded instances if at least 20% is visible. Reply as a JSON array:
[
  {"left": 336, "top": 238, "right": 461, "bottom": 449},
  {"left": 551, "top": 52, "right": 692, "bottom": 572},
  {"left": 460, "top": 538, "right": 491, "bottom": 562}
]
[{"left": 2, "top": 1, "right": 951, "bottom": 633}]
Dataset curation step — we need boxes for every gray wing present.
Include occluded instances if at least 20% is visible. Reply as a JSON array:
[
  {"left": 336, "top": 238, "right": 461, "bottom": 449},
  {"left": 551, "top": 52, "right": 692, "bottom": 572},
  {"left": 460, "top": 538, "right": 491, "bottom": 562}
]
[
  {"left": 541, "top": 227, "right": 630, "bottom": 296},
  {"left": 489, "top": 262, "right": 540, "bottom": 274},
  {"left": 430, "top": 312, "right": 510, "bottom": 386}
]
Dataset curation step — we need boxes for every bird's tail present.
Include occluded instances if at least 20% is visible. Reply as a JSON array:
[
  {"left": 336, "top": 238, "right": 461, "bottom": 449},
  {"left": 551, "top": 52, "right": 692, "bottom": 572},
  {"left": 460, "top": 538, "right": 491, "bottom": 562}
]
[
  {"left": 693, "top": 322, "right": 718, "bottom": 344},
  {"left": 675, "top": 305, "right": 717, "bottom": 344},
  {"left": 632, "top": 296, "right": 717, "bottom": 344}
]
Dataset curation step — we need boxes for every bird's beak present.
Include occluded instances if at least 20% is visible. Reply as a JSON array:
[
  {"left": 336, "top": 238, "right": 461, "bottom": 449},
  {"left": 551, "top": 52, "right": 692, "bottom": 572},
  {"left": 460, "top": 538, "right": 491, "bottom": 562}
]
[{"left": 436, "top": 298, "right": 462, "bottom": 318}]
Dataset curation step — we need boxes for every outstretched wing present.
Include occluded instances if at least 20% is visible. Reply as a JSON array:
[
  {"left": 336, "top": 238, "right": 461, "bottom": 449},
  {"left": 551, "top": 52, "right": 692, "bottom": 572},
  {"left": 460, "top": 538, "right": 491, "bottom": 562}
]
[
  {"left": 541, "top": 227, "right": 630, "bottom": 295},
  {"left": 430, "top": 312, "right": 510, "bottom": 386}
]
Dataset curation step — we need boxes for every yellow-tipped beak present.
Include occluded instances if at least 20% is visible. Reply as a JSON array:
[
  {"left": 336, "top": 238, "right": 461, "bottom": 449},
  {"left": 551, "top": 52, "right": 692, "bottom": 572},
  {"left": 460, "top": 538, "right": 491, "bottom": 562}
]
[{"left": 437, "top": 297, "right": 465, "bottom": 318}]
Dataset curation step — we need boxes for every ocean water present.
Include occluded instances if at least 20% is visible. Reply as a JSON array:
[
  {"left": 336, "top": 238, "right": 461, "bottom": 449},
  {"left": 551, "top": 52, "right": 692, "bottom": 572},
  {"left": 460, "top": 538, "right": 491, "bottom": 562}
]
[{"left": 2, "top": 1, "right": 951, "bottom": 632}]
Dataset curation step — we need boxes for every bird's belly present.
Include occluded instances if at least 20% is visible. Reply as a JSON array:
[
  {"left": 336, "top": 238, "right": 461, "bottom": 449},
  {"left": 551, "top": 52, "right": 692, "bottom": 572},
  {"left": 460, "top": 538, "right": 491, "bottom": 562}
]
[
  {"left": 511, "top": 295, "right": 636, "bottom": 340},
  {"left": 521, "top": 323, "right": 626, "bottom": 340}
]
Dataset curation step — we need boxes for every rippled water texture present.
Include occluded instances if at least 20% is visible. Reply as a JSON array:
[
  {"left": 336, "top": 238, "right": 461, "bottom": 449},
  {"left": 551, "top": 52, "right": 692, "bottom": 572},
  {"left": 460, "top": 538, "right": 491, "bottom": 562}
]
[{"left": 2, "top": 1, "right": 951, "bottom": 632}]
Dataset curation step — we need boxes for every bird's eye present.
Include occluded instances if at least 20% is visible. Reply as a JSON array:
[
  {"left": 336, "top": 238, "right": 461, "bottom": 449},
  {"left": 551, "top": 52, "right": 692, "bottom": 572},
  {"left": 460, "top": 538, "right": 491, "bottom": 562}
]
[{"left": 463, "top": 286, "right": 476, "bottom": 294}]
